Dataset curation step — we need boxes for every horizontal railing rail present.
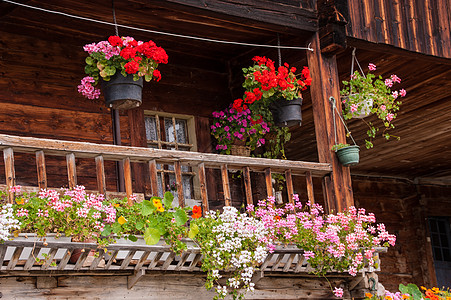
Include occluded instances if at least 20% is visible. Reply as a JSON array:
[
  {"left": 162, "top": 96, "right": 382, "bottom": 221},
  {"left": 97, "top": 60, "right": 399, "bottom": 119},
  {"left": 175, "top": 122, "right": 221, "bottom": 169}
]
[{"left": 0, "top": 133, "right": 332, "bottom": 211}]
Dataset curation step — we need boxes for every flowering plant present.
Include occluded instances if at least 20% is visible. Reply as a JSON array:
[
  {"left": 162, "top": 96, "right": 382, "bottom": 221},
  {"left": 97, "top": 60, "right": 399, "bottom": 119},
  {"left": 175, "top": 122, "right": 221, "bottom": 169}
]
[
  {"left": 3, "top": 185, "right": 116, "bottom": 247},
  {"left": 0, "top": 203, "right": 19, "bottom": 243},
  {"left": 190, "top": 206, "right": 268, "bottom": 300},
  {"left": 78, "top": 35, "right": 168, "bottom": 99},
  {"left": 364, "top": 284, "right": 451, "bottom": 300},
  {"left": 211, "top": 105, "right": 270, "bottom": 154},
  {"left": 340, "top": 63, "right": 406, "bottom": 149}
]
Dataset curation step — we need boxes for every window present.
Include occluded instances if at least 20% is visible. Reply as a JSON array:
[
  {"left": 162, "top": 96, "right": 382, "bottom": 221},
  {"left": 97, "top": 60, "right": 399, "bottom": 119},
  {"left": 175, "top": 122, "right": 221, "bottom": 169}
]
[
  {"left": 428, "top": 217, "right": 451, "bottom": 288},
  {"left": 144, "top": 112, "right": 198, "bottom": 202}
]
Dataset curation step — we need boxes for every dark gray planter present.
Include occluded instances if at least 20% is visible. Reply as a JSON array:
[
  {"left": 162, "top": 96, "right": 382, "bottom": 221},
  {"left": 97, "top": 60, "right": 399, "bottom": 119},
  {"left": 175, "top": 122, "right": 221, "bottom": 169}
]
[
  {"left": 336, "top": 145, "right": 360, "bottom": 166},
  {"left": 101, "top": 73, "right": 143, "bottom": 110},
  {"left": 271, "top": 97, "right": 303, "bottom": 127}
]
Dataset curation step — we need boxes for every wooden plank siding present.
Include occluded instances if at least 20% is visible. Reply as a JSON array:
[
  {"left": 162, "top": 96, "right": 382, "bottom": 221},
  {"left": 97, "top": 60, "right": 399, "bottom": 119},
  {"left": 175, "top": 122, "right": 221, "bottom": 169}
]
[{"left": 346, "top": 0, "right": 451, "bottom": 58}]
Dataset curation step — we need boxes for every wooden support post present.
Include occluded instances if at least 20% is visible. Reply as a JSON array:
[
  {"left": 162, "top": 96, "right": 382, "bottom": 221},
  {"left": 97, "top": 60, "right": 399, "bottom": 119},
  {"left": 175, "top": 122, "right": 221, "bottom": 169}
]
[
  {"left": 307, "top": 32, "right": 354, "bottom": 212},
  {"left": 198, "top": 163, "right": 209, "bottom": 215},
  {"left": 35, "top": 151, "right": 47, "bottom": 190},
  {"left": 148, "top": 160, "right": 159, "bottom": 196},
  {"left": 305, "top": 171, "right": 315, "bottom": 204},
  {"left": 95, "top": 155, "right": 107, "bottom": 195},
  {"left": 243, "top": 166, "right": 253, "bottom": 206},
  {"left": 66, "top": 153, "right": 77, "bottom": 189},
  {"left": 264, "top": 168, "right": 273, "bottom": 198},
  {"left": 123, "top": 157, "right": 133, "bottom": 205},
  {"left": 3, "top": 147, "right": 16, "bottom": 203},
  {"left": 285, "top": 169, "right": 294, "bottom": 205},
  {"left": 174, "top": 161, "right": 184, "bottom": 208},
  {"left": 221, "top": 164, "right": 231, "bottom": 206}
]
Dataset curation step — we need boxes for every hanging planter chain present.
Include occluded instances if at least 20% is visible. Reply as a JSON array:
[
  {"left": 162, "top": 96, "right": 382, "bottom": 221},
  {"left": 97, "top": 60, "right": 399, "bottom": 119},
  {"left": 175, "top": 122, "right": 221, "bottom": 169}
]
[{"left": 329, "top": 96, "right": 357, "bottom": 147}]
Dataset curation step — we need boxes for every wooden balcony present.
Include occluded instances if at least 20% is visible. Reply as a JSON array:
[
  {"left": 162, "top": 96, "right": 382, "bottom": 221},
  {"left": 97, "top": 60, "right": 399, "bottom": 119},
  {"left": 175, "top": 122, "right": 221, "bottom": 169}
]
[{"left": 0, "top": 133, "right": 332, "bottom": 209}]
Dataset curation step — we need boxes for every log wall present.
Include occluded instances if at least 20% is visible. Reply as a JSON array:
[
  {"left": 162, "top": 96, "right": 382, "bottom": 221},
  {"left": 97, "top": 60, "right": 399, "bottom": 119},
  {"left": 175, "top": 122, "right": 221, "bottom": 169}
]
[{"left": 346, "top": 0, "right": 451, "bottom": 58}]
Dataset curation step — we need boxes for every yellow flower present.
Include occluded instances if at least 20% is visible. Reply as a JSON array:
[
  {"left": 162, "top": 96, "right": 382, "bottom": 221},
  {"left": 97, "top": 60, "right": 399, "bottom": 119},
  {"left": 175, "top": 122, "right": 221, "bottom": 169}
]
[
  {"left": 365, "top": 293, "right": 373, "bottom": 298},
  {"left": 118, "top": 216, "right": 127, "bottom": 225},
  {"left": 152, "top": 198, "right": 161, "bottom": 207},
  {"left": 156, "top": 204, "right": 164, "bottom": 212},
  {"left": 421, "top": 286, "right": 427, "bottom": 291},
  {"left": 16, "top": 198, "right": 24, "bottom": 205},
  {"left": 113, "top": 203, "right": 120, "bottom": 208},
  {"left": 432, "top": 287, "right": 439, "bottom": 293}
]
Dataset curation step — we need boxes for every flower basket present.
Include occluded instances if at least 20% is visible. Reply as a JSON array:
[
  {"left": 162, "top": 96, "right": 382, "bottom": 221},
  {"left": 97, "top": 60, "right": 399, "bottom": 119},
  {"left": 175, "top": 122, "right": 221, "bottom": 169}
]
[
  {"left": 335, "top": 145, "right": 360, "bottom": 166},
  {"left": 100, "top": 73, "right": 143, "bottom": 110},
  {"left": 271, "top": 97, "right": 303, "bottom": 127},
  {"left": 230, "top": 144, "right": 251, "bottom": 157},
  {"left": 342, "top": 94, "right": 373, "bottom": 119}
]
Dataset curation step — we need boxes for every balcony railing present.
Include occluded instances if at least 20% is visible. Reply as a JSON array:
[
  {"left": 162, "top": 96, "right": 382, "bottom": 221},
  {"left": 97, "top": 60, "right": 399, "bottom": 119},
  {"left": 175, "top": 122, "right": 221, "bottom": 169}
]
[{"left": 0, "top": 134, "right": 332, "bottom": 210}]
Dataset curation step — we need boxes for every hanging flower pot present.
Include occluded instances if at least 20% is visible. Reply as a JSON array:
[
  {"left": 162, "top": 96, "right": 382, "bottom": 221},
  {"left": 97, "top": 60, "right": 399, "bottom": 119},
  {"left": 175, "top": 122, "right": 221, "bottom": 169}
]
[
  {"left": 342, "top": 94, "right": 373, "bottom": 119},
  {"left": 100, "top": 73, "right": 143, "bottom": 110},
  {"left": 334, "top": 144, "right": 360, "bottom": 166},
  {"left": 271, "top": 97, "right": 303, "bottom": 127}
]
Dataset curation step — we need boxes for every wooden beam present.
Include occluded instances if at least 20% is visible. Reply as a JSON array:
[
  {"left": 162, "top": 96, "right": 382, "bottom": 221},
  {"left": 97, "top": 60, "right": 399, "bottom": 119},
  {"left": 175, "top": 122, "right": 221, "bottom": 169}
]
[
  {"left": 265, "top": 168, "right": 273, "bottom": 198},
  {"left": 128, "top": 107, "right": 149, "bottom": 195},
  {"left": 198, "top": 163, "right": 209, "bottom": 215},
  {"left": 148, "top": 160, "right": 159, "bottom": 196},
  {"left": 66, "top": 153, "right": 77, "bottom": 189},
  {"left": 123, "top": 157, "right": 133, "bottom": 205},
  {"left": 95, "top": 155, "right": 107, "bottom": 195},
  {"left": 3, "top": 147, "right": 15, "bottom": 203},
  {"left": 243, "top": 166, "right": 253, "bottom": 206},
  {"left": 174, "top": 161, "right": 184, "bottom": 208},
  {"left": 305, "top": 171, "right": 315, "bottom": 204},
  {"left": 285, "top": 169, "right": 294, "bottom": 204},
  {"left": 35, "top": 150, "right": 47, "bottom": 190},
  {"left": 221, "top": 164, "right": 231, "bottom": 206},
  {"left": 307, "top": 32, "right": 354, "bottom": 213}
]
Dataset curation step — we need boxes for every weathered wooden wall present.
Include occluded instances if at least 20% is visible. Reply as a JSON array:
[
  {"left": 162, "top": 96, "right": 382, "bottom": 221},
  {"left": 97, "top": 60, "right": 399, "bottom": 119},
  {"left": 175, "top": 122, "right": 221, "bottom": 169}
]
[
  {"left": 0, "top": 273, "right": 353, "bottom": 299},
  {"left": 346, "top": 0, "right": 451, "bottom": 58}
]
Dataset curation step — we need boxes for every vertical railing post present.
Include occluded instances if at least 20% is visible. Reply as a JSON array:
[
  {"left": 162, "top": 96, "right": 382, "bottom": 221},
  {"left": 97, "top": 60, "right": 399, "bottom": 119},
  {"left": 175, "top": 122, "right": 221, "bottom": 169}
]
[
  {"left": 123, "top": 157, "right": 133, "bottom": 205},
  {"left": 95, "top": 155, "right": 107, "bottom": 195},
  {"left": 35, "top": 150, "right": 47, "bottom": 190},
  {"left": 305, "top": 171, "right": 315, "bottom": 204},
  {"left": 221, "top": 164, "right": 231, "bottom": 206},
  {"left": 243, "top": 167, "right": 253, "bottom": 206},
  {"left": 264, "top": 168, "right": 274, "bottom": 198},
  {"left": 198, "top": 163, "right": 209, "bottom": 215},
  {"left": 285, "top": 169, "right": 294, "bottom": 204},
  {"left": 66, "top": 153, "right": 77, "bottom": 189},
  {"left": 174, "top": 161, "right": 184, "bottom": 208},
  {"left": 148, "top": 160, "right": 159, "bottom": 196},
  {"left": 3, "top": 148, "right": 16, "bottom": 203}
]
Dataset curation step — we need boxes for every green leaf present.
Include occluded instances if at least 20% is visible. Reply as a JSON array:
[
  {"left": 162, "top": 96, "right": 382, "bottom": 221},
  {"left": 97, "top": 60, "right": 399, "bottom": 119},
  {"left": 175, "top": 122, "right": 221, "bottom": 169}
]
[
  {"left": 174, "top": 208, "right": 188, "bottom": 226},
  {"left": 136, "top": 220, "right": 144, "bottom": 230},
  {"left": 85, "top": 57, "right": 94, "bottom": 65},
  {"left": 142, "top": 200, "right": 156, "bottom": 216},
  {"left": 144, "top": 227, "right": 161, "bottom": 245},
  {"left": 163, "top": 192, "right": 174, "bottom": 208},
  {"left": 145, "top": 74, "right": 152, "bottom": 82},
  {"left": 188, "top": 223, "right": 199, "bottom": 239},
  {"left": 112, "top": 222, "right": 122, "bottom": 234},
  {"left": 127, "top": 235, "right": 138, "bottom": 242},
  {"left": 104, "top": 66, "right": 116, "bottom": 76},
  {"left": 101, "top": 225, "right": 112, "bottom": 237}
]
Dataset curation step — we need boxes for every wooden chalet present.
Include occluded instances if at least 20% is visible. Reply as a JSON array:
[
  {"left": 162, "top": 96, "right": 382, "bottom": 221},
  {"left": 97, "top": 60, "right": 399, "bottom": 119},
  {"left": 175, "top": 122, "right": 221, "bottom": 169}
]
[{"left": 0, "top": 0, "right": 450, "bottom": 298}]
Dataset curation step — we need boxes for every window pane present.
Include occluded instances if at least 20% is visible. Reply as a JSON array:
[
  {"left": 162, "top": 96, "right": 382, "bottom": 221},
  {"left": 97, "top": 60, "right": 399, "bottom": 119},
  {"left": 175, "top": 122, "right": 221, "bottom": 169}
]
[
  {"left": 432, "top": 233, "right": 441, "bottom": 247},
  {"left": 434, "top": 248, "right": 443, "bottom": 261},
  {"left": 183, "top": 175, "right": 193, "bottom": 199},
  {"left": 176, "top": 119, "right": 188, "bottom": 144},
  {"left": 443, "top": 248, "right": 451, "bottom": 262},
  {"left": 440, "top": 233, "right": 449, "bottom": 248},
  {"left": 145, "top": 117, "right": 158, "bottom": 141},
  {"left": 164, "top": 118, "right": 175, "bottom": 143}
]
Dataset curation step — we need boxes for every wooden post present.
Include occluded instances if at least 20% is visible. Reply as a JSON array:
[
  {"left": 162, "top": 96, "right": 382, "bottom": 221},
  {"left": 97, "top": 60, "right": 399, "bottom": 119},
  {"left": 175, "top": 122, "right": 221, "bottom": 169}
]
[
  {"left": 3, "top": 148, "right": 16, "bottom": 203},
  {"left": 66, "top": 153, "right": 77, "bottom": 189},
  {"left": 264, "top": 168, "right": 274, "bottom": 198},
  {"left": 243, "top": 167, "right": 253, "bottom": 206},
  {"left": 174, "top": 161, "right": 184, "bottom": 208},
  {"left": 95, "top": 155, "right": 107, "bottom": 195},
  {"left": 123, "top": 157, "right": 133, "bottom": 205},
  {"left": 198, "top": 163, "right": 209, "bottom": 215},
  {"left": 305, "top": 171, "right": 315, "bottom": 204},
  {"left": 307, "top": 32, "right": 354, "bottom": 212},
  {"left": 35, "top": 150, "right": 47, "bottom": 190},
  {"left": 148, "top": 160, "right": 159, "bottom": 196},
  {"left": 220, "top": 164, "right": 231, "bottom": 206},
  {"left": 285, "top": 169, "right": 294, "bottom": 205}
]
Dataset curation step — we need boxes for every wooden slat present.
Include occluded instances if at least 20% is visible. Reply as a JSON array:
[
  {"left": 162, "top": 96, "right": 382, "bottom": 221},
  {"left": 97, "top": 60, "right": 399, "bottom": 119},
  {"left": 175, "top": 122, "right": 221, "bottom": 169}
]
[
  {"left": 134, "top": 251, "right": 151, "bottom": 271},
  {"left": 24, "top": 247, "right": 41, "bottom": 270},
  {"left": 0, "top": 246, "right": 6, "bottom": 267},
  {"left": 175, "top": 252, "right": 190, "bottom": 271},
  {"left": 148, "top": 160, "right": 159, "bottom": 196},
  {"left": 120, "top": 250, "right": 137, "bottom": 270},
  {"left": 188, "top": 253, "right": 202, "bottom": 271},
  {"left": 35, "top": 150, "right": 47, "bottom": 190},
  {"left": 104, "top": 250, "right": 119, "bottom": 270},
  {"left": 260, "top": 253, "right": 274, "bottom": 271},
  {"left": 265, "top": 168, "right": 274, "bottom": 198},
  {"left": 305, "top": 171, "right": 315, "bottom": 204},
  {"left": 3, "top": 147, "right": 16, "bottom": 203},
  {"left": 123, "top": 157, "right": 133, "bottom": 205},
  {"left": 6, "top": 247, "right": 23, "bottom": 270},
  {"left": 57, "top": 248, "right": 73, "bottom": 271},
  {"left": 285, "top": 169, "right": 294, "bottom": 205},
  {"left": 220, "top": 164, "right": 231, "bottom": 206},
  {"left": 197, "top": 163, "right": 209, "bottom": 215},
  {"left": 73, "top": 250, "right": 90, "bottom": 270},
  {"left": 283, "top": 253, "right": 297, "bottom": 272},
  {"left": 271, "top": 253, "right": 285, "bottom": 271},
  {"left": 174, "top": 161, "right": 184, "bottom": 207},
  {"left": 294, "top": 255, "right": 307, "bottom": 273},
  {"left": 95, "top": 156, "right": 107, "bottom": 195},
  {"left": 89, "top": 248, "right": 105, "bottom": 270},
  {"left": 66, "top": 153, "right": 77, "bottom": 189},
  {"left": 41, "top": 248, "right": 58, "bottom": 270},
  {"left": 148, "top": 252, "right": 164, "bottom": 269},
  {"left": 243, "top": 166, "right": 253, "bottom": 206},
  {"left": 162, "top": 252, "right": 176, "bottom": 270}
]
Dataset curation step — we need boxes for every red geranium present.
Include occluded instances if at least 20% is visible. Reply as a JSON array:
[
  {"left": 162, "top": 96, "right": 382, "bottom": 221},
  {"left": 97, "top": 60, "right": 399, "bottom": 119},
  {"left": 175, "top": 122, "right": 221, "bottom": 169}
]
[
  {"left": 108, "top": 35, "right": 123, "bottom": 47},
  {"left": 124, "top": 61, "right": 139, "bottom": 74},
  {"left": 192, "top": 206, "right": 202, "bottom": 219}
]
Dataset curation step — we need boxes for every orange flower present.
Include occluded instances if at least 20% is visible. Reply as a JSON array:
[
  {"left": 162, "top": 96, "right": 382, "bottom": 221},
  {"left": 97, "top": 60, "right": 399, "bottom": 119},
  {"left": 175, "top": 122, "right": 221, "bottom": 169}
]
[
  {"left": 402, "top": 295, "right": 410, "bottom": 299},
  {"left": 15, "top": 198, "right": 24, "bottom": 205},
  {"left": 425, "top": 290, "right": 439, "bottom": 300},
  {"left": 365, "top": 293, "right": 373, "bottom": 298},
  {"left": 192, "top": 205, "right": 202, "bottom": 219}
]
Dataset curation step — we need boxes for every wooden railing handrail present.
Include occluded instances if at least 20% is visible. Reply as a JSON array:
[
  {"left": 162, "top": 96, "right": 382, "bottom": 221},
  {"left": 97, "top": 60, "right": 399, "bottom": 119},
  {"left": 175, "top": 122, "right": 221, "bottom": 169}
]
[{"left": 0, "top": 134, "right": 332, "bottom": 176}]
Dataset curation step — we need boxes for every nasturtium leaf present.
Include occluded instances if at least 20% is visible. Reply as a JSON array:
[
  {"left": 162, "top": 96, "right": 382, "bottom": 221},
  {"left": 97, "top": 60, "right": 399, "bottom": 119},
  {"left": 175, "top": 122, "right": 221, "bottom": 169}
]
[
  {"left": 105, "top": 66, "right": 116, "bottom": 76},
  {"left": 163, "top": 192, "right": 174, "bottom": 208},
  {"left": 85, "top": 57, "right": 94, "bottom": 65},
  {"left": 188, "top": 223, "right": 199, "bottom": 239},
  {"left": 144, "top": 227, "right": 160, "bottom": 245},
  {"left": 101, "top": 225, "right": 112, "bottom": 237},
  {"left": 145, "top": 74, "right": 152, "bottom": 82},
  {"left": 142, "top": 200, "right": 156, "bottom": 216},
  {"left": 174, "top": 209, "right": 188, "bottom": 226},
  {"left": 127, "top": 235, "right": 138, "bottom": 242},
  {"left": 136, "top": 220, "right": 144, "bottom": 230},
  {"left": 112, "top": 222, "right": 122, "bottom": 234}
]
